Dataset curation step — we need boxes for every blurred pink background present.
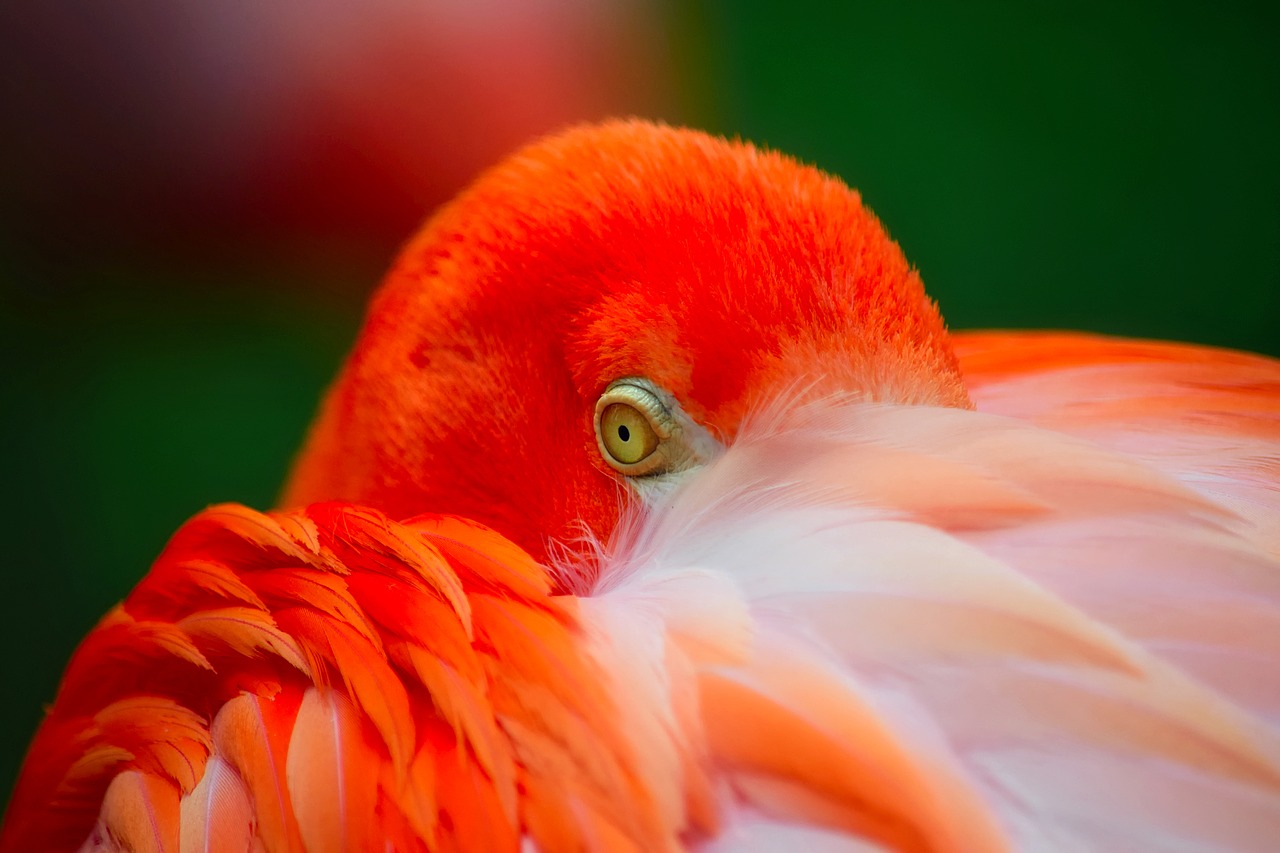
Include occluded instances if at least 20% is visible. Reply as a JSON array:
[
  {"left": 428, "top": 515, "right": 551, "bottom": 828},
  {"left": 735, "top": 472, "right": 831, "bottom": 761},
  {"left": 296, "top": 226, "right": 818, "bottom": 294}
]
[{"left": 2, "top": 0, "right": 673, "bottom": 278}]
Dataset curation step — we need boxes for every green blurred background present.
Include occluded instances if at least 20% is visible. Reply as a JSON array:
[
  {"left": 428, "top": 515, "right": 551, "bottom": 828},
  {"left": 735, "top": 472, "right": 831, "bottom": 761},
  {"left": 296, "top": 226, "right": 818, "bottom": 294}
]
[{"left": 2, "top": 0, "right": 1277, "bottom": 810}]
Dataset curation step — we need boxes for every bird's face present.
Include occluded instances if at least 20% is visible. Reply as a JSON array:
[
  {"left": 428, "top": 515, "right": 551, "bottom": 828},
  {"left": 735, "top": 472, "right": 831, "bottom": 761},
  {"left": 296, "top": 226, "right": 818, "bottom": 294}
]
[{"left": 283, "top": 121, "right": 970, "bottom": 570}]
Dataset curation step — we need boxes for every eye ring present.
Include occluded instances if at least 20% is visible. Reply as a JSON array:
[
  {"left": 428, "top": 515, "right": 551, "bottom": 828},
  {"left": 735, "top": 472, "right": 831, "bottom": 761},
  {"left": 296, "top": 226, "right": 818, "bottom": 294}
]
[{"left": 594, "top": 380, "right": 674, "bottom": 476}]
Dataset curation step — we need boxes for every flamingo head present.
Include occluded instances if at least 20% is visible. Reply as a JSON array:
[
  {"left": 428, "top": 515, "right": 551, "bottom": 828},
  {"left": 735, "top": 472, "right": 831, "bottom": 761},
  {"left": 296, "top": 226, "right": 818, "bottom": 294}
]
[{"left": 282, "top": 120, "right": 969, "bottom": 565}]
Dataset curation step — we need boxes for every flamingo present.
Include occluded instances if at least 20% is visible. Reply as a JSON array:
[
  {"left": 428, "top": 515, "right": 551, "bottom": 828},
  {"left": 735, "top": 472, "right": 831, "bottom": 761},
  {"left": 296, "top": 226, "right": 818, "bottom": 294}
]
[{"left": 3, "top": 120, "right": 1278, "bottom": 851}]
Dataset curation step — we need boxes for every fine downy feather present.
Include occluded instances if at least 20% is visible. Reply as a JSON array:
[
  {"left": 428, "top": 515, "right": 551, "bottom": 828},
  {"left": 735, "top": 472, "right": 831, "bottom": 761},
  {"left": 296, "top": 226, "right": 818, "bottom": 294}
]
[{"left": 5, "top": 334, "right": 1279, "bottom": 851}]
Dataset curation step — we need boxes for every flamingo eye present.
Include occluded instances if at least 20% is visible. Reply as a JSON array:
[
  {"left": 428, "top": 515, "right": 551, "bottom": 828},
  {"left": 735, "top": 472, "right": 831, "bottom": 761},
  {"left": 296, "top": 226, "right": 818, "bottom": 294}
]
[
  {"left": 600, "top": 403, "right": 659, "bottom": 465},
  {"left": 594, "top": 380, "right": 674, "bottom": 476}
]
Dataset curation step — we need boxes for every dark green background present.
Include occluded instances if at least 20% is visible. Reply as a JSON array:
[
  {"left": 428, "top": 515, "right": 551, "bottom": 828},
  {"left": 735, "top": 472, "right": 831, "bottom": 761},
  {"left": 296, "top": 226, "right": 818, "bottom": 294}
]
[{"left": 3, "top": 0, "right": 1278, "bottom": 810}]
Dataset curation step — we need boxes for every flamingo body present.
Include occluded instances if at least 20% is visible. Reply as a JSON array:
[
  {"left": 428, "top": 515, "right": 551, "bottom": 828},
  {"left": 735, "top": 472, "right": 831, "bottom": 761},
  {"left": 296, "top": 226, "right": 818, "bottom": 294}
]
[{"left": 3, "top": 122, "right": 1279, "bottom": 851}]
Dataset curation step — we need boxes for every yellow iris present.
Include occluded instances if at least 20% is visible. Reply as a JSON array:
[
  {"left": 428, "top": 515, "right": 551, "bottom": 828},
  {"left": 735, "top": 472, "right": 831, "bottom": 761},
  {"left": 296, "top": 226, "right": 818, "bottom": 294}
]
[{"left": 599, "top": 403, "right": 660, "bottom": 465}]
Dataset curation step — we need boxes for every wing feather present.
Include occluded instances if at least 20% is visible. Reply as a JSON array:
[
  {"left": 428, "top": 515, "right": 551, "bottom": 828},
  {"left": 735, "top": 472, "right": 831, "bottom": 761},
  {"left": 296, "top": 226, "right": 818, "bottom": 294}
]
[
  {"left": 285, "top": 688, "right": 378, "bottom": 853},
  {"left": 80, "top": 771, "right": 178, "bottom": 853},
  {"left": 582, "top": 394, "right": 1280, "bottom": 851},
  {"left": 207, "top": 691, "right": 305, "bottom": 852},
  {"left": 178, "top": 756, "right": 254, "bottom": 853},
  {"left": 954, "top": 331, "right": 1280, "bottom": 555},
  {"left": 3, "top": 504, "right": 670, "bottom": 852}
]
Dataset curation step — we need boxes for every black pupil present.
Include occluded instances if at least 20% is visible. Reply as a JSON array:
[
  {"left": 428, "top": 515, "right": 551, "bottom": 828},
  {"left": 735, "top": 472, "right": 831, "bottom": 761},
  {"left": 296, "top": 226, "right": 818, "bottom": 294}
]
[{"left": 617, "top": 425, "right": 631, "bottom": 442}]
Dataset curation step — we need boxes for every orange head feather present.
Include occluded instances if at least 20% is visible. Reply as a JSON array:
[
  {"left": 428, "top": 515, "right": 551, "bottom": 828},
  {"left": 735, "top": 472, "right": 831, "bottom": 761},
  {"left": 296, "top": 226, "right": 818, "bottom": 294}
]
[{"left": 283, "top": 120, "right": 969, "bottom": 560}]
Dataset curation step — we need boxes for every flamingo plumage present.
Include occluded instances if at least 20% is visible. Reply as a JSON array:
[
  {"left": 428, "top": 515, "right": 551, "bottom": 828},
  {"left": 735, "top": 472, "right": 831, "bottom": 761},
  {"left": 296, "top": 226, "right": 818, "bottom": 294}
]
[{"left": 3, "top": 120, "right": 1278, "bottom": 851}]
